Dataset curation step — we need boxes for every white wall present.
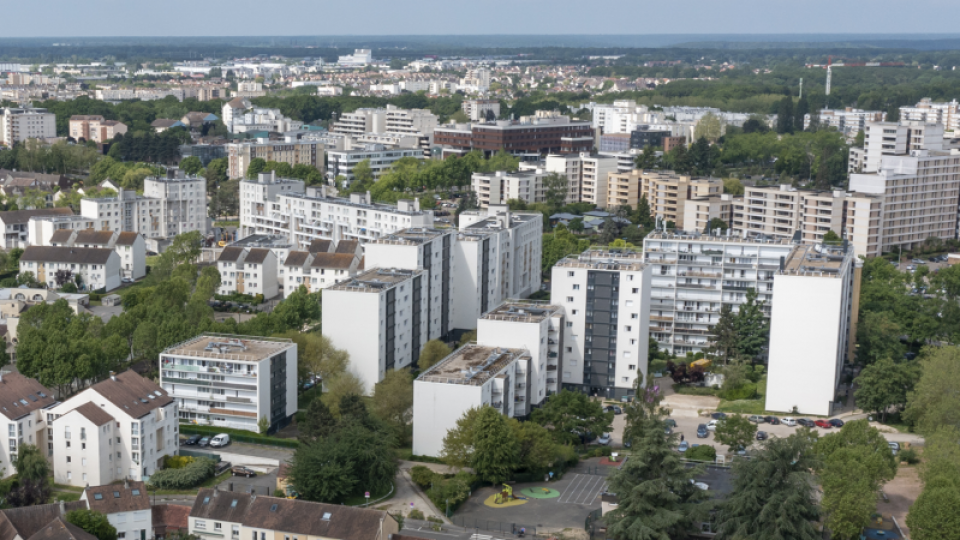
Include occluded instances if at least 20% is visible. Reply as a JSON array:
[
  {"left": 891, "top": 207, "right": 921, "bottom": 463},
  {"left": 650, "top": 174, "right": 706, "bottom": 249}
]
[
  {"left": 322, "top": 290, "right": 384, "bottom": 394},
  {"left": 412, "top": 381, "right": 483, "bottom": 457}
]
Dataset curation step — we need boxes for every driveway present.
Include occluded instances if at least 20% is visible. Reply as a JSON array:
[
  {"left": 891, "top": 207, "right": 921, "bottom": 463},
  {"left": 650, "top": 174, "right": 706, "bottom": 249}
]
[
  {"left": 88, "top": 304, "right": 124, "bottom": 323},
  {"left": 882, "top": 465, "right": 921, "bottom": 538}
]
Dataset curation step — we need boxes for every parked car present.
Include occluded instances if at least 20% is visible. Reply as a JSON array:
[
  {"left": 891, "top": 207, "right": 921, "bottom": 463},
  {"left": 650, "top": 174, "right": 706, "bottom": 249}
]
[
  {"left": 889, "top": 442, "right": 900, "bottom": 455},
  {"left": 613, "top": 406, "right": 622, "bottom": 415},
  {"left": 697, "top": 424, "right": 709, "bottom": 438},
  {"left": 690, "top": 480, "right": 710, "bottom": 491},
  {"left": 678, "top": 441, "right": 689, "bottom": 452},
  {"left": 814, "top": 419, "right": 832, "bottom": 429},
  {"left": 121, "top": 277, "right": 133, "bottom": 284},
  {"left": 781, "top": 418, "right": 798, "bottom": 427},
  {"left": 736, "top": 445, "right": 747, "bottom": 456},
  {"left": 913, "top": 258, "right": 927, "bottom": 264},
  {"left": 797, "top": 419, "right": 816, "bottom": 427},
  {"left": 209, "top": 434, "right": 231, "bottom": 447},
  {"left": 664, "top": 426, "right": 673, "bottom": 436},
  {"left": 232, "top": 466, "right": 257, "bottom": 478},
  {"left": 711, "top": 412, "right": 727, "bottom": 420},
  {"left": 182, "top": 434, "right": 202, "bottom": 446},
  {"left": 828, "top": 419, "right": 845, "bottom": 428},
  {"left": 215, "top": 461, "right": 232, "bottom": 475},
  {"left": 197, "top": 437, "right": 211, "bottom": 447},
  {"left": 748, "top": 415, "right": 766, "bottom": 423},
  {"left": 906, "top": 265, "right": 916, "bottom": 271},
  {"left": 707, "top": 419, "right": 721, "bottom": 431},
  {"left": 665, "top": 418, "right": 677, "bottom": 428},
  {"left": 597, "top": 433, "right": 611, "bottom": 445},
  {"left": 764, "top": 416, "right": 781, "bottom": 425},
  {"left": 756, "top": 431, "right": 768, "bottom": 440},
  {"left": 623, "top": 439, "right": 633, "bottom": 449}
]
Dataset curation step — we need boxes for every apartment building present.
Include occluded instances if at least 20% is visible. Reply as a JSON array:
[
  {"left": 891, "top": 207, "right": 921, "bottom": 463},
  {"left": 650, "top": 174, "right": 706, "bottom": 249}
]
[
  {"left": 68, "top": 115, "right": 128, "bottom": 143},
  {"left": 322, "top": 268, "right": 429, "bottom": 394},
  {"left": 642, "top": 231, "right": 795, "bottom": 356},
  {"left": 804, "top": 108, "right": 885, "bottom": 137},
  {"left": 412, "top": 345, "right": 531, "bottom": 457},
  {"left": 280, "top": 250, "right": 362, "bottom": 297},
  {"left": 599, "top": 133, "right": 631, "bottom": 153},
  {"left": 605, "top": 170, "right": 643, "bottom": 209},
  {"left": 542, "top": 153, "right": 619, "bottom": 206},
  {"left": 640, "top": 171, "right": 723, "bottom": 230},
  {"left": 1, "top": 107, "right": 56, "bottom": 146},
  {"left": 900, "top": 98, "right": 960, "bottom": 133},
  {"left": 222, "top": 102, "right": 301, "bottom": 134},
  {"left": 766, "top": 242, "right": 859, "bottom": 416},
  {"left": 80, "top": 171, "right": 209, "bottom": 244},
  {"left": 0, "top": 373, "right": 58, "bottom": 478},
  {"left": 27, "top": 215, "right": 95, "bottom": 246},
  {"left": 364, "top": 228, "right": 455, "bottom": 339},
  {"left": 331, "top": 105, "right": 437, "bottom": 154},
  {"left": 81, "top": 481, "right": 152, "bottom": 540},
  {"left": 46, "top": 229, "right": 146, "bottom": 281},
  {"left": 326, "top": 145, "right": 424, "bottom": 184},
  {"left": 225, "top": 139, "right": 323, "bottom": 179},
  {"left": 0, "top": 208, "right": 74, "bottom": 249},
  {"left": 456, "top": 206, "right": 543, "bottom": 328},
  {"left": 434, "top": 113, "right": 593, "bottom": 158},
  {"left": 216, "top": 247, "right": 279, "bottom": 299},
  {"left": 239, "top": 173, "right": 434, "bottom": 245},
  {"left": 460, "top": 68, "right": 491, "bottom": 93},
  {"left": 20, "top": 246, "right": 121, "bottom": 292},
  {"left": 551, "top": 249, "right": 652, "bottom": 400},
  {"left": 471, "top": 169, "right": 547, "bottom": 207},
  {"left": 856, "top": 120, "right": 944, "bottom": 174},
  {"left": 160, "top": 335, "right": 297, "bottom": 433},
  {"left": 462, "top": 99, "right": 500, "bottom": 121},
  {"left": 683, "top": 194, "right": 736, "bottom": 233},
  {"left": 187, "top": 489, "right": 398, "bottom": 540},
  {"left": 48, "top": 370, "right": 178, "bottom": 486}
]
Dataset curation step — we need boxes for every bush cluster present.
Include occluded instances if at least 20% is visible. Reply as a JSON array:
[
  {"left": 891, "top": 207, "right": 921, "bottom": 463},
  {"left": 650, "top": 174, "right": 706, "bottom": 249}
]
[
  {"left": 409, "top": 466, "right": 478, "bottom": 511},
  {"left": 163, "top": 455, "right": 195, "bottom": 469},
  {"left": 685, "top": 445, "right": 718, "bottom": 462},
  {"left": 721, "top": 382, "right": 758, "bottom": 401},
  {"left": 148, "top": 457, "right": 216, "bottom": 489}
]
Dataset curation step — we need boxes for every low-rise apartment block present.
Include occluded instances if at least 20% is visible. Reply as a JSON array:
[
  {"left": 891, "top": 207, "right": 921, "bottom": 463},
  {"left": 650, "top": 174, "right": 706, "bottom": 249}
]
[
  {"left": 640, "top": 171, "right": 723, "bottom": 230},
  {"left": 160, "top": 335, "right": 297, "bottom": 433},
  {"left": 605, "top": 170, "right": 643, "bottom": 209},
  {"left": 216, "top": 247, "right": 279, "bottom": 299},
  {"left": 1, "top": 107, "right": 56, "bottom": 146},
  {"left": 48, "top": 370, "right": 178, "bottom": 486},
  {"left": 68, "top": 115, "right": 128, "bottom": 143},
  {"left": 0, "top": 208, "right": 74, "bottom": 249},
  {"left": 326, "top": 145, "right": 424, "bottom": 185},
  {"left": 683, "top": 194, "right": 736, "bottom": 233},
  {"left": 280, "top": 250, "right": 362, "bottom": 297},
  {"left": 226, "top": 139, "right": 323, "bottom": 180},
  {"left": 551, "top": 249, "right": 652, "bottom": 400},
  {"left": 542, "top": 153, "right": 619, "bottom": 206},
  {"left": 47, "top": 229, "right": 146, "bottom": 280},
  {"left": 462, "top": 99, "right": 501, "bottom": 121},
  {"left": 20, "top": 246, "right": 121, "bottom": 292},
  {"left": 0, "top": 372, "right": 58, "bottom": 477},
  {"left": 900, "top": 98, "right": 960, "bottom": 134},
  {"left": 804, "top": 108, "right": 885, "bottom": 137},
  {"left": 81, "top": 481, "right": 153, "bottom": 540},
  {"left": 434, "top": 112, "right": 593, "bottom": 158},
  {"left": 471, "top": 169, "right": 547, "bottom": 207}
]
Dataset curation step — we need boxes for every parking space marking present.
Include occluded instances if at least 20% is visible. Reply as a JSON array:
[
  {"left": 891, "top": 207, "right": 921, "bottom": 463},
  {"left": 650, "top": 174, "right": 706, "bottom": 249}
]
[{"left": 558, "top": 474, "right": 607, "bottom": 505}]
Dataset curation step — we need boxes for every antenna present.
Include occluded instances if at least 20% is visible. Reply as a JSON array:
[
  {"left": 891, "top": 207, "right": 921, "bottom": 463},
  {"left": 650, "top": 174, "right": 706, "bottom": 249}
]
[{"left": 825, "top": 57, "right": 832, "bottom": 96}]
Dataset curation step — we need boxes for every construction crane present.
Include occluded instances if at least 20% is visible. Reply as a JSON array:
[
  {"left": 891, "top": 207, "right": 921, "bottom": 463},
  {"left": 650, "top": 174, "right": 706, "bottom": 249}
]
[{"left": 807, "top": 56, "right": 907, "bottom": 95}]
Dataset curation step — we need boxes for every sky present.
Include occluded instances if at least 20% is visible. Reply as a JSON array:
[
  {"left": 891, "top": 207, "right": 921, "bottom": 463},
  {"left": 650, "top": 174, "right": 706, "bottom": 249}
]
[{"left": 4, "top": 0, "right": 960, "bottom": 37}]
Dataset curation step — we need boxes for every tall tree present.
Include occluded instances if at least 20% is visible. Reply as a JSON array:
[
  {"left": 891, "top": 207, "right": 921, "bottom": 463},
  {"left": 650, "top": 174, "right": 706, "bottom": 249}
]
[
  {"left": 904, "top": 345, "right": 960, "bottom": 435},
  {"left": 634, "top": 146, "right": 660, "bottom": 170},
  {"left": 776, "top": 97, "right": 795, "bottom": 134},
  {"left": 713, "top": 415, "right": 757, "bottom": 453},
  {"left": 735, "top": 288, "right": 769, "bottom": 360},
  {"left": 854, "top": 357, "right": 919, "bottom": 422},
  {"left": 542, "top": 172, "right": 569, "bottom": 211},
  {"left": 298, "top": 398, "right": 338, "bottom": 444},
  {"left": 907, "top": 426, "right": 960, "bottom": 540},
  {"left": 372, "top": 369, "right": 414, "bottom": 439},
  {"left": 471, "top": 406, "right": 519, "bottom": 484},
  {"left": 532, "top": 390, "right": 612, "bottom": 443},
  {"left": 418, "top": 339, "right": 452, "bottom": 371},
  {"left": 706, "top": 304, "right": 738, "bottom": 364}
]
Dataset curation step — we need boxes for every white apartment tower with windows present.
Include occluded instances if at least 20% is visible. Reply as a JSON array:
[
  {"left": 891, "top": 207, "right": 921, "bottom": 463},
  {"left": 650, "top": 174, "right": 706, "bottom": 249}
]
[{"left": 159, "top": 335, "right": 298, "bottom": 433}]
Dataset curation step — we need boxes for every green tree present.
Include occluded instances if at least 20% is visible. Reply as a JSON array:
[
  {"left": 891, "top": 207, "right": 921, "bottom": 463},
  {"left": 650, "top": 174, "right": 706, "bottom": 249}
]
[
  {"left": 531, "top": 390, "right": 613, "bottom": 443},
  {"left": 179, "top": 156, "right": 203, "bottom": 175},
  {"left": 66, "top": 510, "right": 118, "bottom": 540},
  {"left": 440, "top": 407, "right": 482, "bottom": 469},
  {"left": 258, "top": 416, "right": 270, "bottom": 434},
  {"left": 907, "top": 486, "right": 960, "bottom": 540},
  {"left": 715, "top": 432, "right": 821, "bottom": 540},
  {"left": 723, "top": 177, "right": 745, "bottom": 196},
  {"left": 204, "top": 158, "right": 228, "bottom": 191},
  {"left": 776, "top": 96, "right": 795, "bottom": 134},
  {"left": 823, "top": 229, "right": 841, "bottom": 243},
  {"left": 471, "top": 406, "right": 519, "bottom": 484},
  {"left": 13, "top": 444, "right": 49, "bottom": 484},
  {"left": 634, "top": 146, "right": 661, "bottom": 170},
  {"left": 510, "top": 420, "right": 560, "bottom": 476},
  {"left": 298, "top": 398, "right": 338, "bottom": 444},
  {"left": 713, "top": 415, "right": 757, "bottom": 453},
  {"left": 704, "top": 217, "right": 728, "bottom": 234},
  {"left": 694, "top": 112, "right": 723, "bottom": 142},
  {"left": 347, "top": 159, "right": 375, "bottom": 193},
  {"left": 735, "top": 288, "right": 769, "bottom": 360},
  {"left": 246, "top": 157, "right": 267, "bottom": 179},
  {"left": 904, "top": 346, "right": 960, "bottom": 435},
  {"left": 854, "top": 357, "right": 919, "bottom": 422},
  {"left": 418, "top": 339, "right": 451, "bottom": 371},
  {"left": 372, "top": 369, "right": 413, "bottom": 438},
  {"left": 856, "top": 311, "right": 904, "bottom": 364},
  {"left": 706, "top": 304, "right": 738, "bottom": 364},
  {"left": 320, "top": 372, "right": 365, "bottom": 417},
  {"left": 542, "top": 172, "right": 569, "bottom": 211}
]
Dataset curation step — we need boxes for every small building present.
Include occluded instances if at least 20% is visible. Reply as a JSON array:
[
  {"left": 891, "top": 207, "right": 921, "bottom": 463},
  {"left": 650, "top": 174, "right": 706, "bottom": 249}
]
[
  {"left": 19, "top": 246, "right": 121, "bottom": 292},
  {"left": 80, "top": 480, "right": 152, "bottom": 540},
  {"left": 151, "top": 119, "right": 187, "bottom": 133},
  {"left": 0, "top": 502, "right": 92, "bottom": 540},
  {"left": 101, "top": 294, "right": 122, "bottom": 307},
  {"left": 0, "top": 373, "right": 58, "bottom": 478},
  {"left": 0, "top": 208, "right": 74, "bottom": 249},
  {"left": 216, "top": 247, "right": 279, "bottom": 299},
  {"left": 152, "top": 504, "right": 191, "bottom": 540},
  {"left": 48, "top": 229, "right": 147, "bottom": 281},
  {"left": 281, "top": 251, "right": 362, "bottom": 297}
]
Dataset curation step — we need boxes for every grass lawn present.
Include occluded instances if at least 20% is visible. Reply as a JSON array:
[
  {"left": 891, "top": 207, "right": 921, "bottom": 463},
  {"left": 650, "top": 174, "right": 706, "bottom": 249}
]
[
  {"left": 673, "top": 384, "right": 720, "bottom": 397},
  {"left": 341, "top": 481, "right": 394, "bottom": 507},
  {"left": 116, "top": 279, "right": 150, "bottom": 298},
  {"left": 53, "top": 483, "right": 84, "bottom": 492},
  {"left": 146, "top": 470, "right": 232, "bottom": 496},
  {"left": 52, "top": 491, "right": 81, "bottom": 502},
  {"left": 875, "top": 412, "right": 914, "bottom": 434},
  {"left": 146, "top": 255, "right": 161, "bottom": 267}
]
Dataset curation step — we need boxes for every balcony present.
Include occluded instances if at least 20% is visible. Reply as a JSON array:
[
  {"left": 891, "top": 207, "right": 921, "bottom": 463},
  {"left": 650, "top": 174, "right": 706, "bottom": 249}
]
[{"left": 546, "top": 365, "right": 558, "bottom": 371}]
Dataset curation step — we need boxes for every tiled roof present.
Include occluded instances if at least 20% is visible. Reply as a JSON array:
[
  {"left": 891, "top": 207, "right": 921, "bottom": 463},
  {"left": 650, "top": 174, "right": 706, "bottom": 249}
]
[
  {"left": 0, "top": 372, "right": 57, "bottom": 421},
  {"left": 310, "top": 253, "right": 356, "bottom": 270},
  {"left": 48, "top": 230, "right": 74, "bottom": 244},
  {"left": 21, "top": 246, "right": 114, "bottom": 265},
  {"left": 0, "top": 208, "right": 73, "bottom": 225},
  {"left": 218, "top": 247, "right": 244, "bottom": 262},
  {"left": 244, "top": 248, "right": 270, "bottom": 264},
  {"left": 307, "top": 239, "right": 332, "bottom": 253},
  {"left": 84, "top": 481, "right": 150, "bottom": 514},
  {"left": 73, "top": 230, "right": 115, "bottom": 245},
  {"left": 335, "top": 240, "right": 359, "bottom": 254},
  {"left": 115, "top": 232, "right": 139, "bottom": 246},
  {"left": 24, "top": 518, "right": 97, "bottom": 540},
  {"left": 283, "top": 251, "right": 310, "bottom": 267},
  {"left": 152, "top": 505, "right": 190, "bottom": 531},
  {"left": 87, "top": 370, "right": 173, "bottom": 419},
  {"left": 69, "top": 402, "right": 114, "bottom": 427},
  {"left": 0, "top": 502, "right": 88, "bottom": 540}
]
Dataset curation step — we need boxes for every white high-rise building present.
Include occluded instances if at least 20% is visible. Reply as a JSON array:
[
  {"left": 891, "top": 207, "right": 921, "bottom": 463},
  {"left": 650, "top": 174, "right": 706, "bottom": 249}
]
[
  {"left": 804, "top": 108, "right": 886, "bottom": 137},
  {"left": 900, "top": 98, "right": 960, "bottom": 134},
  {"left": 337, "top": 49, "right": 373, "bottom": 67},
  {"left": 0, "top": 107, "right": 56, "bottom": 146},
  {"left": 551, "top": 248, "right": 652, "bottom": 400},
  {"left": 471, "top": 169, "right": 547, "bottom": 207},
  {"left": 543, "top": 153, "right": 619, "bottom": 206},
  {"left": 159, "top": 335, "right": 298, "bottom": 433}
]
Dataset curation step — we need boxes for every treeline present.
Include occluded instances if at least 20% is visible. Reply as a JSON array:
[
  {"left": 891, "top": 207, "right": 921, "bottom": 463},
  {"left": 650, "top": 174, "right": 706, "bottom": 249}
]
[
  {"left": 250, "top": 92, "right": 466, "bottom": 124},
  {"left": 105, "top": 129, "right": 189, "bottom": 165},
  {"left": 0, "top": 139, "right": 99, "bottom": 175},
  {"left": 33, "top": 95, "right": 225, "bottom": 135}
]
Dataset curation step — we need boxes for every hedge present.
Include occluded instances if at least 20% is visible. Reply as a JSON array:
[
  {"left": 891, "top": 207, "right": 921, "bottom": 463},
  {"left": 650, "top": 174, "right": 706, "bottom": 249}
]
[
  {"left": 179, "top": 425, "right": 299, "bottom": 448},
  {"left": 409, "top": 466, "right": 480, "bottom": 514},
  {"left": 720, "top": 382, "right": 758, "bottom": 401},
  {"left": 685, "top": 445, "right": 717, "bottom": 462},
  {"left": 148, "top": 457, "right": 216, "bottom": 489}
]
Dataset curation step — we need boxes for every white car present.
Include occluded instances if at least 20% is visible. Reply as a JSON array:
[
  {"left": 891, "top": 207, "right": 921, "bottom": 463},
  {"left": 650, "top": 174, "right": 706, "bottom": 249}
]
[
  {"left": 707, "top": 420, "right": 721, "bottom": 431},
  {"left": 690, "top": 480, "right": 709, "bottom": 491},
  {"left": 209, "top": 433, "right": 231, "bottom": 447},
  {"left": 781, "top": 418, "right": 797, "bottom": 427},
  {"left": 597, "top": 433, "right": 611, "bottom": 445}
]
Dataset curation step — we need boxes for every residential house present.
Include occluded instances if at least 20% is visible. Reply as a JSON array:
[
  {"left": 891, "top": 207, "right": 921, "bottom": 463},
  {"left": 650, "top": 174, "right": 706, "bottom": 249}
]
[
  {"left": 19, "top": 246, "right": 121, "bottom": 292},
  {"left": 81, "top": 480, "right": 152, "bottom": 540},
  {"left": 0, "top": 208, "right": 74, "bottom": 249},
  {"left": 0, "top": 373, "right": 58, "bottom": 477}
]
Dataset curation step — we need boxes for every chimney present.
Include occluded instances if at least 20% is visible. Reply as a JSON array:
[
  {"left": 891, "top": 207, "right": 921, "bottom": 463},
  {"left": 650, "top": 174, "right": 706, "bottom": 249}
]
[{"left": 109, "top": 371, "right": 116, "bottom": 381}]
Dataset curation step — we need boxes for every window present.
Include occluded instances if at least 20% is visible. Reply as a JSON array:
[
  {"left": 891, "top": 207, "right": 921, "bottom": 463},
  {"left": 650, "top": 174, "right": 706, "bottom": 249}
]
[
  {"left": 572, "top": 284, "right": 580, "bottom": 290},
  {"left": 631, "top": 313, "right": 638, "bottom": 319},
  {"left": 214, "top": 523, "right": 222, "bottom": 532},
  {"left": 94, "top": 493, "right": 103, "bottom": 500},
  {"left": 566, "top": 296, "right": 574, "bottom": 303},
  {"left": 113, "top": 491, "right": 121, "bottom": 498},
  {"left": 566, "top": 347, "right": 572, "bottom": 353},
  {"left": 632, "top": 288, "right": 639, "bottom": 293},
  {"left": 566, "top": 322, "right": 573, "bottom": 328},
  {"left": 66, "top": 456, "right": 71, "bottom": 463},
  {"left": 82, "top": 458, "right": 87, "bottom": 465},
  {"left": 629, "top": 364, "right": 637, "bottom": 370},
  {"left": 195, "top": 521, "right": 206, "bottom": 530},
  {"left": 568, "top": 271, "right": 574, "bottom": 277},
  {"left": 626, "top": 326, "right": 632, "bottom": 332},
  {"left": 572, "top": 309, "right": 578, "bottom": 315}
]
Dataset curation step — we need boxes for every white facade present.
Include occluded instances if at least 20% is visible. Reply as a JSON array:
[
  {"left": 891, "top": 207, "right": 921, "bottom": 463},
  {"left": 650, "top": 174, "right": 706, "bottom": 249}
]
[
  {"left": 81, "top": 481, "right": 153, "bottom": 540},
  {"left": 0, "top": 373, "right": 57, "bottom": 479},
  {"left": 216, "top": 247, "right": 279, "bottom": 299},
  {"left": 805, "top": 108, "right": 886, "bottom": 137},
  {"left": 471, "top": 169, "right": 547, "bottom": 207},
  {"left": 900, "top": 98, "right": 960, "bottom": 134},
  {"left": 337, "top": 49, "right": 373, "bottom": 67},
  {"left": 766, "top": 243, "right": 858, "bottom": 416},
  {"left": 326, "top": 145, "right": 424, "bottom": 184},
  {"left": 20, "top": 246, "right": 122, "bottom": 292},
  {"left": 0, "top": 208, "right": 75, "bottom": 250},
  {"left": 48, "top": 370, "right": 179, "bottom": 486},
  {"left": 45, "top": 228, "right": 147, "bottom": 281},
  {"left": 281, "top": 251, "right": 362, "bottom": 297},
  {"left": 160, "top": 335, "right": 298, "bottom": 433},
  {"left": 462, "top": 100, "right": 501, "bottom": 122},
  {"left": 551, "top": 249, "right": 652, "bottom": 400},
  {"left": 543, "top": 153, "right": 619, "bottom": 205},
  {"left": 323, "top": 268, "right": 429, "bottom": 395},
  {"left": 0, "top": 107, "right": 56, "bottom": 146}
]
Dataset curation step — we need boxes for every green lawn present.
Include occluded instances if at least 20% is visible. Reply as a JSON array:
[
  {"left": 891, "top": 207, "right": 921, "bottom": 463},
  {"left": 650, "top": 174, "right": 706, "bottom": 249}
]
[
  {"left": 874, "top": 412, "right": 914, "bottom": 434},
  {"left": 146, "top": 470, "right": 232, "bottom": 495},
  {"left": 341, "top": 481, "right": 394, "bottom": 507}
]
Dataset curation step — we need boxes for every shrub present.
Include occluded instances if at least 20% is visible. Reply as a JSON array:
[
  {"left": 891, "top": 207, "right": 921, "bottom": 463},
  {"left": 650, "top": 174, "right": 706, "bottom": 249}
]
[
  {"left": 410, "top": 466, "right": 438, "bottom": 489},
  {"left": 686, "top": 445, "right": 717, "bottom": 462},
  {"left": 721, "top": 382, "right": 758, "bottom": 401},
  {"left": 556, "top": 444, "right": 579, "bottom": 468},
  {"left": 426, "top": 471, "right": 477, "bottom": 511},
  {"left": 273, "top": 489, "right": 286, "bottom": 497},
  {"left": 899, "top": 448, "right": 919, "bottom": 465},
  {"left": 408, "top": 509, "right": 425, "bottom": 520},
  {"left": 163, "top": 455, "right": 195, "bottom": 469},
  {"left": 427, "top": 516, "right": 444, "bottom": 524},
  {"left": 147, "top": 457, "right": 216, "bottom": 489}
]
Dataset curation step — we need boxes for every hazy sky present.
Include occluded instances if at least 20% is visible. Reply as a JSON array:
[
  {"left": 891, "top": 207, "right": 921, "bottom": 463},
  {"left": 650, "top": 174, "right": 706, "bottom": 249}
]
[{"left": 5, "top": 0, "right": 960, "bottom": 37}]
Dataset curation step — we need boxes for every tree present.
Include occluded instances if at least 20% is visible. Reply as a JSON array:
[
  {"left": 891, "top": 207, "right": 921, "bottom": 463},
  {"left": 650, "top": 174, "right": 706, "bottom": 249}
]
[
  {"left": 532, "top": 390, "right": 613, "bottom": 443},
  {"left": 441, "top": 407, "right": 482, "bottom": 469},
  {"left": 471, "top": 406, "right": 519, "bottom": 484},
  {"left": 735, "top": 289, "right": 769, "bottom": 360},
  {"left": 704, "top": 217, "right": 728, "bottom": 234},
  {"left": 776, "top": 97, "right": 795, "bottom": 134},
  {"left": 706, "top": 304, "right": 738, "bottom": 364},
  {"left": 179, "top": 156, "right": 203, "bottom": 175},
  {"left": 694, "top": 112, "right": 723, "bottom": 142},
  {"left": 338, "top": 394, "right": 369, "bottom": 423},
  {"left": 907, "top": 487, "right": 960, "bottom": 540},
  {"left": 854, "top": 357, "right": 919, "bottom": 422},
  {"left": 347, "top": 159, "right": 375, "bottom": 193},
  {"left": 633, "top": 195, "right": 654, "bottom": 229},
  {"left": 66, "top": 510, "right": 118, "bottom": 540},
  {"left": 204, "top": 158, "right": 229, "bottom": 192},
  {"left": 605, "top": 408, "right": 707, "bottom": 540},
  {"left": 713, "top": 415, "right": 757, "bottom": 453},
  {"left": 258, "top": 416, "right": 270, "bottom": 434},
  {"left": 320, "top": 372, "right": 365, "bottom": 417},
  {"left": 372, "top": 369, "right": 413, "bottom": 437},
  {"left": 246, "top": 158, "right": 267, "bottom": 179},
  {"left": 634, "top": 146, "right": 660, "bottom": 170},
  {"left": 716, "top": 433, "right": 821, "bottom": 540},
  {"left": 795, "top": 95, "right": 810, "bottom": 132},
  {"left": 856, "top": 312, "right": 904, "bottom": 364},
  {"left": 904, "top": 346, "right": 960, "bottom": 435},
  {"left": 510, "top": 420, "right": 560, "bottom": 476},
  {"left": 299, "top": 398, "right": 338, "bottom": 444},
  {"left": 275, "top": 331, "right": 348, "bottom": 387},
  {"left": 542, "top": 172, "right": 569, "bottom": 211},
  {"left": 14, "top": 444, "right": 49, "bottom": 484},
  {"left": 823, "top": 229, "right": 841, "bottom": 243},
  {"left": 418, "top": 339, "right": 451, "bottom": 371}
]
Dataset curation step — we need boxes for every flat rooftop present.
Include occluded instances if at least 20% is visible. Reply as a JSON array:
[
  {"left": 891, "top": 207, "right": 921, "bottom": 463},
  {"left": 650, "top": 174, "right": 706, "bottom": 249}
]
[
  {"left": 418, "top": 344, "right": 528, "bottom": 386},
  {"left": 327, "top": 267, "right": 422, "bottom": 293},
  {"left": 372, "top": 228, "right": 449, "bottom": 246},
  {"left": 482, "top": 301, "right": 562, "bottom": 323},
  {"left": 161, "top": 334, "right": 294, "bottom": 363},
  {"left": 230, "top": 234, "right": 294, "bottom": 249},
  {"left": 645, "top": 231, "right": 795, "bottom": 245},
  {"left": 463, "top": 212, "right": 541, "bottom": 231},
  {"left": 555, "top": 248, "right": 647, "bottom": 271},
  {"left": 780, "top": 243, "right": 849, "bottom": 277},
  {"left": 283, "top": 192, "right": 429, "bottom": 216}
]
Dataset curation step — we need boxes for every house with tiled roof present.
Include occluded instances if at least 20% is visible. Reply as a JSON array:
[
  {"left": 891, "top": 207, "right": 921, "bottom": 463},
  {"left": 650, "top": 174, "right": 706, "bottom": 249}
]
[
  {"left": 81, "top": 480, "right": 152, "bottom": 540},
  {"left": 0, "top": 373, "right": 58, "bottom": 478},
  {"left": 0, "top": 502, "right": 91, "bottom": 540},
  {"left": 280, "top": 250, "right": 361, "bottom": 297},
  {"left": 151, "top": 504, "right": 190, "bottom": 540},
  {"left": 47, "top": 228, "right": 147, "bottom": 280},
  {"left": 0, "top": 208, "right": 74, "bottom": 249},
  {"left": 47, "top": 370, "right": 178, "bottom": 487},
  {"left": 217, "top": 247, "right": 278, "bottom": 299},
  {"left": 19, "top": 245, "right": 121, "bottom": 292}
]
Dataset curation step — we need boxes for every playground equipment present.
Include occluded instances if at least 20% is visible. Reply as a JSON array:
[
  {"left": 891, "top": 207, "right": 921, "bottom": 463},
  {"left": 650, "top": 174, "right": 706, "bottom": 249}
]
[{"left": 494, "top": 484, "right": 527, "bottom": 504}]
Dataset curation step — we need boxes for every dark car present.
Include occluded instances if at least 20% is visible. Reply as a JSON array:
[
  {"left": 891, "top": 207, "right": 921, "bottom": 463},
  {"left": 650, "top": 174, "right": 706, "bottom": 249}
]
[
  {"left": 624, "top": 439, "right": 633, "bottom": 449},
  {"left": 197, "top": 436, "right": 211, "bottom": 447},
  {"left": 797, "top": 419, "right": 816, "bottom": 427},
  {"left": 182, "top": 434, "right": 202, "bottom": 446},
  {"left": 665, "top": 418, "right": 677, "bottom": 428},
  {"left": 756, "top": 431, "right": 768, "bottom": 441},
  {"left": 232, "top": 466, "right": 257, "bottom": 477},
  {"left": 613, "top": 406, "right": 623, "bottom": 415},
  {"left": 711, "top": 412, "right": 727, "bottom": 420},
  {"left": 764, "top": 416, "right": 781, "bottom": 425},
  {"left": 828, "top": 419, "right": 845, "bottom": 428},
  {"left": 697, "top": 424, "right": 709, "bottom": 438}
]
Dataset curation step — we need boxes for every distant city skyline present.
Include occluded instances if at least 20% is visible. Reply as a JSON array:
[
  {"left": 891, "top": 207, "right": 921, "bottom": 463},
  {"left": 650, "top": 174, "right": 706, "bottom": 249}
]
[{"left": 5, "top": 0, "right": 960, "bottom": 38}]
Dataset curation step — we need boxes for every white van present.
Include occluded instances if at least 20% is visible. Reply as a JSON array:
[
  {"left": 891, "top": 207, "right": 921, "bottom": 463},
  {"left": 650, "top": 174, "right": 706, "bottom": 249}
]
[{"left": 210, "top": 434, "right": 231, "bottom": 447}]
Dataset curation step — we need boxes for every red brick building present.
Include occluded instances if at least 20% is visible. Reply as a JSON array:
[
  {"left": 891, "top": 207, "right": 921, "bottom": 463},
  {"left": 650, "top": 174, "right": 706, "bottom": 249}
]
[{"left": 434, "top": 115, "right": 593, "bottom": 157}]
